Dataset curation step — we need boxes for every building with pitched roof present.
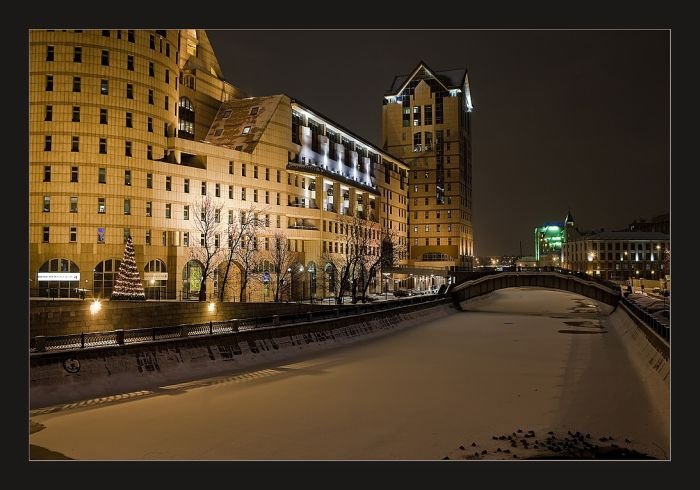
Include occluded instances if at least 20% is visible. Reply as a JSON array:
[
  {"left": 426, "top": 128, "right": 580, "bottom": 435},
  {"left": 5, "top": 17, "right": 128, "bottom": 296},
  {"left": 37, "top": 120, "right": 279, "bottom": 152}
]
[{"left": 382, "top": 62, "right": 474, "bottom": 271}]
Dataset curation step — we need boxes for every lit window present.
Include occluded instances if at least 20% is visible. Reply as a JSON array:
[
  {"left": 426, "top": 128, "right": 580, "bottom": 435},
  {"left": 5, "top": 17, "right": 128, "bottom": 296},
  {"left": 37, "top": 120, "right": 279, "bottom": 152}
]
[{"left": 242, "top": 126, "right": 251, "bottom": 134}]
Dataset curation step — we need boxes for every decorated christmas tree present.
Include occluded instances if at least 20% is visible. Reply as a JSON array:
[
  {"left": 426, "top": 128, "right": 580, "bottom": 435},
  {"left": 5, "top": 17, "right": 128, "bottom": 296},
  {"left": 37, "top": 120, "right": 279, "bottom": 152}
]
[{"left": 111, "top": 236, "right": 146, "bottom": 300}]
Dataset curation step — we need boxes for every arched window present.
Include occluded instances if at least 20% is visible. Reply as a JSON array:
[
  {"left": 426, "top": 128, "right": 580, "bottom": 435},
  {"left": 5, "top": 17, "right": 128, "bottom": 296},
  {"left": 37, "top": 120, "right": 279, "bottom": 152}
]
[
  {"left": 182, "top": 260, "right": 203, "bottom": 299},
  {"left": 144, "top": 259, "right": 167, "bottom": 300},
  {"left": 37, "top": 258, "right": 80, "bottom": 298},
  {"left": 93, "top": 259, "right": 122, "bottom": 298},
  {"left": 178, "top": 96, "right": 195, "bottom": 140},
  {"left": 324, "top": 263, "right": 336, "bottom": 294},
  {"left": 306, "top": 261, "right": 317, "bottom": 295}
]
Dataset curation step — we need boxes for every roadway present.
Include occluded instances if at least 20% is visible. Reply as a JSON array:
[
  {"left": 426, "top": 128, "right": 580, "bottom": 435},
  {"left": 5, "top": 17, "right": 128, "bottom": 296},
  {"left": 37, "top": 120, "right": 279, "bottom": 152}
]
[{"left": 29, "top": 287, "right": 669, "bottom": 460}]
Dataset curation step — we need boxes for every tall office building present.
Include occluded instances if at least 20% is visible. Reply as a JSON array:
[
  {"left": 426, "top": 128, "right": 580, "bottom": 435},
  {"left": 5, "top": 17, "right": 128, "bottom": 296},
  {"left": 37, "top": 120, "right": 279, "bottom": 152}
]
[
  {"left": 29, "top": 29, "right": 409, "bottom": 301},
  {"left": 382, "top": 62, "right": 474, "bottom": 270}
]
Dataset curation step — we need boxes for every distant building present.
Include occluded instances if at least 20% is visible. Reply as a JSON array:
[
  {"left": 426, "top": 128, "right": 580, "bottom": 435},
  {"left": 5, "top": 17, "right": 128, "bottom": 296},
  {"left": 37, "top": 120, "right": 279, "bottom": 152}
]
[
  {"left": 561, "top": 231, "right": 669, "bottom": 281},
  {"left": 515, "top": 256, "right": 537, "bottom": 269},
  {"left": 533, "top": 211, "right": 576, "bottom": 267},
  {"left": 628, "top": 213, "right": 669, "bottom": 235}
]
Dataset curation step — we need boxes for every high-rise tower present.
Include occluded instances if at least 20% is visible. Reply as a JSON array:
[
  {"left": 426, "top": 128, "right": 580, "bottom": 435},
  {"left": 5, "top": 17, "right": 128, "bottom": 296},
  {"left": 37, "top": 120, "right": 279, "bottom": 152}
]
[{"left": 382, "top": 62, "right": 474, "bottom": 269}]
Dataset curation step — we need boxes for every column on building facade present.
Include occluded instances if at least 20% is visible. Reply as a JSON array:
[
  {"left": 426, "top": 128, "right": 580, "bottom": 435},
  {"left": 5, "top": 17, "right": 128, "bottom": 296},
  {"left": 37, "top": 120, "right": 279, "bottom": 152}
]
[{"left": 333, "top": 182, "right": 341, "bottom": 216}]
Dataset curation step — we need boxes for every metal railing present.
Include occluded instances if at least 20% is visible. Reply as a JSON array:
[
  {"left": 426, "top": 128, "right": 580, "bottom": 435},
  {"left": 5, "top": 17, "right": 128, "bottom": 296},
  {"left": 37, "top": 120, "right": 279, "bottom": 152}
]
[
  {"left": 620, "top": 296, "right": 670, "bottom": 343},
  {"left": 30, "top": 294, "right": 443, "bottom": 354}
]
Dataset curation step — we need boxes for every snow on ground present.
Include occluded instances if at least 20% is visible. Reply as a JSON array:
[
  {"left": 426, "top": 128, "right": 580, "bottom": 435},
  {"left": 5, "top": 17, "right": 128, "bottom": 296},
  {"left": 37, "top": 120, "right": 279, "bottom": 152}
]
[{"left": 29, "top": 287, "right": 669, "bottom": 460}]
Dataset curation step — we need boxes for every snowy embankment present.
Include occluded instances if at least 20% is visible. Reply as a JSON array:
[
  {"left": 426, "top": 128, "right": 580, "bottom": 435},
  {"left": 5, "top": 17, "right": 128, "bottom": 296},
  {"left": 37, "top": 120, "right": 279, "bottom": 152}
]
[{"left": 31, "top": 300, "right": 457, "bottom": 409}]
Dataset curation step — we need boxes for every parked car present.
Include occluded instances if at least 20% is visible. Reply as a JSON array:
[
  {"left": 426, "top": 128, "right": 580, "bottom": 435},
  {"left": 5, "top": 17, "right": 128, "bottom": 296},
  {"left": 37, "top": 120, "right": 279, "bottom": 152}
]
[{"left": 393, "top": 289, "right": 410, "bottom": 297}]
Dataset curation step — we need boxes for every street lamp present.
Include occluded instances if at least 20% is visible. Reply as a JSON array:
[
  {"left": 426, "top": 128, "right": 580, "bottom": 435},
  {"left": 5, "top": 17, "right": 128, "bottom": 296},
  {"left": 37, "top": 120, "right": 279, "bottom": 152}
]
[
  {"left": 299, "top": 265, "right": 305, "bottom": 302},
  {"left": 287, "top": 267, "right": 292, "bottom": 302},
  {"left": 383, "top": 272, "right": 390, "bottom": 300}
]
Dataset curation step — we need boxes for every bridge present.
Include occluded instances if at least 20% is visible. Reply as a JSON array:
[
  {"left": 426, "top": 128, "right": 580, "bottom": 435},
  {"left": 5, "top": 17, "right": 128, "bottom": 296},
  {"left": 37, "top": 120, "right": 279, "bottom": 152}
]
[{"left": 450, "top": 271, "right": 621, "bottom": 308}]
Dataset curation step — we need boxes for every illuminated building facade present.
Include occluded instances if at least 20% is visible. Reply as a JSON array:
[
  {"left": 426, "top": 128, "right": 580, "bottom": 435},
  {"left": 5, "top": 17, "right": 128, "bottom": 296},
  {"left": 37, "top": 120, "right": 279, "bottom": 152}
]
[
  {"left": 382, "top": 62, "right": 474, "bottom": 270},
  {"left": 30, "top": 29, "right": 408, "bottom": 301},
  {"left": 561, "top": 232, "right": 669, "bottom": 281}
]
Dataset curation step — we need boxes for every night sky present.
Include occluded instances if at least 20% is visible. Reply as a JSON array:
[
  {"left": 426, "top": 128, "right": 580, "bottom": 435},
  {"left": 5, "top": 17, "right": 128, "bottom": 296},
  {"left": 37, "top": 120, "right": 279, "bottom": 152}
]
[{"left": 207, "top": 30, "right": 669, "bottom": 257}]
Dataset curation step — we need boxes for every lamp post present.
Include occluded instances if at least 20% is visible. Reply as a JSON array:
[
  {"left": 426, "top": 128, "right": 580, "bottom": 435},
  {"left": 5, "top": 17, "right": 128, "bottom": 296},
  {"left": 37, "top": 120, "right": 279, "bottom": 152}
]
[
  {"left": 383, "top": 272, "right": 390, "bottom": 300},
  {"left": 287, "top": 267, "right": 292, "bottom": 302},
  {"left": 299, "top": 265, "right": 305, "bottom": 303}
]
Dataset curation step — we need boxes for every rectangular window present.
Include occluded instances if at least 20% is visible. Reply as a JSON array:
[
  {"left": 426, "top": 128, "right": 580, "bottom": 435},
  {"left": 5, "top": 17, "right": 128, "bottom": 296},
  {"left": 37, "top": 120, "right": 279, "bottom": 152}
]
[
  {"left": 150, "top": 34, "right": 155, "bottom": 49},
  {"left": 147, "top": 117, "right": 153, "bottom": 132},
  {"left": 43, "top": 196, "right": 50, "bottom": 212},
  {"left": 97, "top": 166, "right": 106, "bottom": 183},
  {"left": 43, "top": 226, "right": 50, "bottom": 243},
  {"left": 125, "top": 141, "right": 132, "bottom": 157},
  {"left": 146, "top": 173, "right": 152, "bottom": 188},
  {"left": 276, "top": 215, "right": 281, "bottom": 228},
  {"left": 241, "top": 188, "right": 246, "bottom": 201},
  {"left": 101, "top": 50, "right": 109, "bottom": 66},
  {"left": 184, "top": 205, "right": 189, "bottom": 220},
  {"left": 46, "top": 45, "right": 54, "bottom": 61},
  {"left": 128, "top": 30, "right": 135, "bottom": 42},
  {"left": 102, "top": 30, "right": 110, "bottom": 37},
  {"left": 74, "top": 46, "right": 82, "bottom": 63},
  {"left": 254, "top": 166, "right": 258, "bottom": 179},
  {"left": 70, "top": 196, "right": 78, "bottom": 213},
  {"left": 147, "top": 145, "right": 153, "bottom": 160},
  {"left": 183, "top": 232, "right": 189, "bottom": 247},
  {"left": 165, "top": 69, "right": 169, "bottom": 84},
  {"left": 162, "top": 232, "right": 167, "bottom": 246},
  {"left": 126, "top": 83, "right": 133, "bottom": 99},
  {"left": 149, "top": 61, "right": 154, "bottom": 77},
  {"left": 70, "top": 226, "right": 77, "bottom": 243},
  {"left": 277, "top": 170, "right": 281, "bottom": 183},
  {"left": 127, "top": 55, "right": 134, "bottom": 71},
  {"left": 43, "top": 165, "right": 51, "bottom": 182},
  {"left": 126, "top": 112, "right": 132, "bottom": 128},
  {"left": 145, "top": 230, "right": 151, "bottom": 245},
  {"left": 265, "top": 191, "right": 270, "bottom": 204},
  {"left": 100, "top": 108, "right": 107, "bottom": 124},
  {"left": 146, "top": 201, "right": 152, "bottom": 217},
  {"left": 215, "top": 183, "right": 220, "bottom": 197},
  {"left": 98, "top": 197, "right": 106, "bottom": 213},
  {"left": 166, "top": 176, "right": 171, "bottom": 191},
  {"left": 425, "top": 105, "right": 433, "bottom": 125},
  {"left": 229, "top": 161, "right": 234, "bottom": 174},
  {"left": 148, "top": 89, "right": 154, "bottom": 105},
  {"left": 97, "top": 227, "right": 105, "bottom": 243},
  {"left": 45, "top": 105, "right": 52, "bottom": 121},
  {"left": 276, "top": 193, "right": 280, "bottom": 205},
  {"left": 44, "top": 135, "right": 51, "bottom": 151},
  {"left": 228, "top": 185, "right": 233, "bottom": 199},
  {"left": 241, "top": 163, "right": 246, "bottom": 177},
  {"left": 253, "top": 189, "right": 258, "bottom": 202},
  {"left": 124, "top": 199, "right": 131, "bottom": 215},
  {"left": 215, "top": 209, "right": 221, "bottom": 223},
  {"left": 201, "top": 181, "right": 207, "bottom": 195},
  {"left": 181, "top": 178, "right": 188, "bottom": 193},
  {"left": 100, "top": 79, "right": 109, "bottom": 95},
  {"left": 242, "top": 126, "right": 251, "bottom": 134},
  {"left": 164, "top": 95, "right": 168, "bottom": 110},
  {"left": 165, "top": 203, "right": 171, "bottom": 219},
  {"left": 46, "top": 75, "right": 53, "bottom": 91},
  {"left": 413, "top": 106, "right": 421, "bottom": 126},
  {"left": 71, "top": 166, "right": 78, "bottom": 182},
  {"left": 71, "top": 136, "right": 79, "bottom": 152}
]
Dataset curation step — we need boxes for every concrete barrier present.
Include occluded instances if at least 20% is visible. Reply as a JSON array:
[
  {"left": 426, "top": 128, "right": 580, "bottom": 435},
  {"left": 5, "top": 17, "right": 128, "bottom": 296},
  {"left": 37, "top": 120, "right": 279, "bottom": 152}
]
[{"left": 30, "top": 300, "right": 456, "bottom": 409}]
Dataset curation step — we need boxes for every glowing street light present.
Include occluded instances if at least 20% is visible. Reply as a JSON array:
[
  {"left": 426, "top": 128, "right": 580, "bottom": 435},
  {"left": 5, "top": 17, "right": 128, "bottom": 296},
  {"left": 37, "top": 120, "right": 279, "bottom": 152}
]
[{"left": 90, "top": 300, "right": 101, "bottom": 315}]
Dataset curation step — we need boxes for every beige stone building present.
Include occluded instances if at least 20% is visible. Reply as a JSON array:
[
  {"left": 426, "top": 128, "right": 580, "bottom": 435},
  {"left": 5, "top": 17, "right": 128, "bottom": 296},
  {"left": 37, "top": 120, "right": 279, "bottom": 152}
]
[
  {"left": 30, "top": 29, "right": 408, "bottom": 302},
  {"left": 383, "top": 62, "right": 474, "bottom": 271}
]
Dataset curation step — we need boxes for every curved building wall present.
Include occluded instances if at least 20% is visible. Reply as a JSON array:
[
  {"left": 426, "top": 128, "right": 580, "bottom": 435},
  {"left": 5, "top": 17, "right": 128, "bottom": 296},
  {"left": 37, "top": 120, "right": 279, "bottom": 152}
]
[{"left": 30, "top": 29, "right": 186, "bottom": 297}]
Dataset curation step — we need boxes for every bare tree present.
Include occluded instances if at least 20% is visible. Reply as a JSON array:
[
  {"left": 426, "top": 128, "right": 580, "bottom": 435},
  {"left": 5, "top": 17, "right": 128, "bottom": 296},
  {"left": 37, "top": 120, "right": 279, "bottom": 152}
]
[
  {"left": 218, "top": 206, "right": 264, "bottom": 302},
  {"left": 236, "top": 224, "right": 261, "bottom": 302},
  {"left": 264, "top": 231, "right": 299, "bottom": 302},
  {"left": 190, "top": 196, "right": 224, "bottom": 301},
  {"left": 359, "top": 225, "right": 406, "bottom": 302}
]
